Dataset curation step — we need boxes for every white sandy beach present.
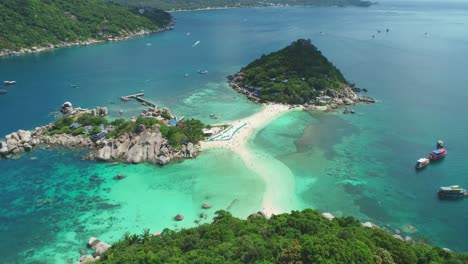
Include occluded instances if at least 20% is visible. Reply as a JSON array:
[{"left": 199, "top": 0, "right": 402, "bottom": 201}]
[{"left": 200, "top": 104, "right": 301, "bottom": 217}]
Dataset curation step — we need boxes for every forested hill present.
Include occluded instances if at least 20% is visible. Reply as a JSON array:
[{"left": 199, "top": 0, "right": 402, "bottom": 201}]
[
  {"left": 0, "top": 0, "right": 172, "bottom": 51},
  {"left": 112, "top": 0, "right": 373, "bottom": 11},
  {"left": 97, "top": 209, "right": 468, "bottom": 263},
  {"left": 233, "top": 39, "right": 350, "bottom": 104}
]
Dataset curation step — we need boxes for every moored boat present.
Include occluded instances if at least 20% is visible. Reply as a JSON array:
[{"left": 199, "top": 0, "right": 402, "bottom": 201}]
[
  {"left": 3, "top": 81, "right": 16, "bottom": 85},
  {"left": 415, "top": 157, "right": 430, "bottom": 169},
  {"left": 429, "top": 148, "right": 446, "bottom": 160},
  {"left": 0, "top": 89, "right": 7, "bottom": 95},
  {"left": 438, "top": 185, "right": 467, "bottom": 199}
]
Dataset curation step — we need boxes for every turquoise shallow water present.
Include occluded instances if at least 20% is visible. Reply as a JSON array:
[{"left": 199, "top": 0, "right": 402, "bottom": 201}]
[
  {"left": 1, "top": 1, "right": 468, "bottom": 262},
  {"left": 0, "top": 148, "right": 263, "bottom": 263}
]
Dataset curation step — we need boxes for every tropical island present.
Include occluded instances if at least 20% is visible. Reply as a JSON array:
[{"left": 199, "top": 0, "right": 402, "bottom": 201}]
[
  {"left": 0, "top": 102, "right": 205, "bottom": 165},
  {"left": 229, "top": 38, "right": 375, "bottom": 110},
  {"left": 0, "top": 0, "right": 173, "bottom": 56},
  {"left": 113, "top": 0, "right": 374, "bottom": 12},
  {"left": 80, "top": 209, "right": 468, "bottom": 263}
]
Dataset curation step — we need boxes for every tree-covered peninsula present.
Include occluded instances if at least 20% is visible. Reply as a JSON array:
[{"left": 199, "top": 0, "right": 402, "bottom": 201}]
[
  {"left": 113, "top": 0, "right": 373, "bottom": 11},
  {"left": 93, "top": 209, "right": 467, "bottom": 263},
  {"left": 0, "top": 0, "right": 172, "bottom": 54}
]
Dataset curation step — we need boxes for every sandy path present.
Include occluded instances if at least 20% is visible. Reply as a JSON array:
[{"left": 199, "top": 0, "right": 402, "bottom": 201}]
[{"left": 200, "top": 104, "right": 301, "bottom": 217}]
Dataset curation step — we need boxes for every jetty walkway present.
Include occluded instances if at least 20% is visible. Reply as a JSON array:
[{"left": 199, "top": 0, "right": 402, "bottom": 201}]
[{"left": 120, "top": 92, "right": 157, "bottom": 107}]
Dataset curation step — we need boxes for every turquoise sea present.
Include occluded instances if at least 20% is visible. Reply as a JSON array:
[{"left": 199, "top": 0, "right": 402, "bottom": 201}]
[{"left": 1, "top": 0, "right": 468, "bottom": 262}]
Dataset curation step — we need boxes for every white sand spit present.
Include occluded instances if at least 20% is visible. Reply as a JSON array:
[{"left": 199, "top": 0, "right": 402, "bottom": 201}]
[{"left": 200, "top": 104, "right": 301, "bottom": 217}]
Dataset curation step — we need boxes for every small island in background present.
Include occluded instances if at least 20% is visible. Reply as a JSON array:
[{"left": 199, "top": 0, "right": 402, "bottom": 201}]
[{"left": 229, "top": 38, "right": 375, "bottom": 111}]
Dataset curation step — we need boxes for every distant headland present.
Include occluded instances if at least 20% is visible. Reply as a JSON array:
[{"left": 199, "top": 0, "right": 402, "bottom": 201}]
[
  {"left": 112, "top": 0, "right": 374, "bottom": 12},
  {"left": 228, "top": 39, "right": 375, "bottom": 112},
  {"left": 0, "top": 1, "right": 173, "bottom": 57}
]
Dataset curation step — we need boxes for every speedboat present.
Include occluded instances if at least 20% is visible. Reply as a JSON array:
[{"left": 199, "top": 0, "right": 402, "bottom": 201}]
[
  {"left": 3, "top": 81, "right": 16, "bottom": 85},
  {"left": 192, "top": 40, "right": 200, "bottom": 47},
  {"left": 197, "top": 70, "right": 208, "bottom": 74},
  {"left": 0, "top": 89, "right": 7, "bottom": 95},
  {"left": 438, "top": 185, "right": 467, "bottom": 199},
  {"left": 429, "top": 148, "right": 446, "bottom": 161},
  {"left": 415, "top": 158, "right": 429, "bottom": 169}
]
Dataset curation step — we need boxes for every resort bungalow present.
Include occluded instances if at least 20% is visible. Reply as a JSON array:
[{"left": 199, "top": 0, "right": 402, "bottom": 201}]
[
  {"left": 82, "top": 125, "right": 94, "bottom": 135},
  {"left": 167, "top": 119, "right": 178, "bottom": 126},
  {"left": 90, "top": 131, "right": 108, "bottom": 141},
  {"left": 69, "top": 123, "right": 82, "bottom": 130},
  {"left": 316, "top": 96, "right": 332, "bottom": 104},
  {"left": 203, "top": 128, "right": 215, "bottom": 137}
]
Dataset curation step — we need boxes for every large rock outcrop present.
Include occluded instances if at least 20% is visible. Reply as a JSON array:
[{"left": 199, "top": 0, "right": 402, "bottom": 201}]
[
  {"left": 94, "top": 128, "right": 197, "bottom": 165},
  {"left": 1, "top": 102, "right": 197, "bottom": 166},
  {"left": 0, "top": 128, "right": 94, "bottom": 159},
  {"left": 1, "top": 125, "right": 198, "bottom": 166},
  {"left": 88, "top": 237, "right": 111, "bottom": 257},
  {"left": 76, "top": 255, "right": 96, "bottom": 264}
]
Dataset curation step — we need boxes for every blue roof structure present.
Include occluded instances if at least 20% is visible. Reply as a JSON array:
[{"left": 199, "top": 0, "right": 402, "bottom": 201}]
[
  {"left": 168, "top": 119, "right": 178, "bottom": 126},
  {"left": 432, "top": 149, "right": 443, "bottom": 155},
  {"left": 90, "top": 131, "right": 108, "bottom": 141}
]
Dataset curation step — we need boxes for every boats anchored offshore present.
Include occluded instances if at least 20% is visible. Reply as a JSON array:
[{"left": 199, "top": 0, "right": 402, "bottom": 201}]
[
  {"left": 0, "top": 89, "right": 7, "bottom": 95},
  {"left": 415, "top": 157, "right": 430, "bottom": 170},
  {"left": 438, "top": 185, "right": 468, "bottom": 199},
  {"left": 3, "top": 81, "right": 16, "bottom": 85},
  {"left": 429, "top": 143, "right": 446, "bottom": 161},
  {"left": 415, "top": 140, "right": 445, "bottom": 169}
]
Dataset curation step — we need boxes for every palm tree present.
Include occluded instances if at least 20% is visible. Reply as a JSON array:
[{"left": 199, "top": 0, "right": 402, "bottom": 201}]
[
  {"left": 123, "top": 232, "right": 131, "bottom": 245},
  {"left": 141, "top": 228, "right": 151, "bottom": 243}
]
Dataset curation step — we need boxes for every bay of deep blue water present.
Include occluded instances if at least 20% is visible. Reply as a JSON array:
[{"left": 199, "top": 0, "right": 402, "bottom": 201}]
[{"left": 1, "top": 0, "right": 468, "bottom": 262}]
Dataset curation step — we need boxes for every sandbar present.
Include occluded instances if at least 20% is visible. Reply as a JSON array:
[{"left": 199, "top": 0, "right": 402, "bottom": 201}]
[{"left": 200, "top": 104, "right": 301, "bottom": 217}]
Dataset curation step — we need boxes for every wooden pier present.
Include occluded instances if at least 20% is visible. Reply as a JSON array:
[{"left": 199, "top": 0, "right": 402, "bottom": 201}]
[{"left": 121, "top": 92, "right": 157, "bottom": 107}]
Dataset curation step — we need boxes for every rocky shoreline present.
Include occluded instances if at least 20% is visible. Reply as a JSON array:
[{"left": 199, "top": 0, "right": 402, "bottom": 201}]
[
  {"left": 228, "top": 72, "right": 376, "bottom": 112},
  {"left": 0, "top": 20, "right": 175, "bottom": 58},
  {"left": 0, "top": 104, "right": 199, "bottom": 166},
  {"left": 76, "top": 237, "right": 111, "bottom": 264}
]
